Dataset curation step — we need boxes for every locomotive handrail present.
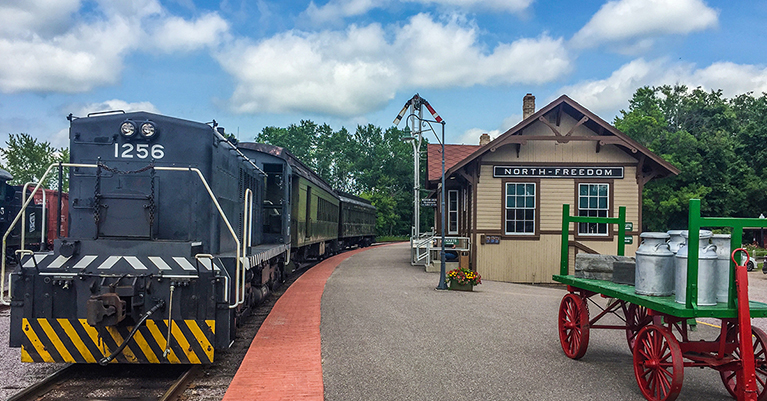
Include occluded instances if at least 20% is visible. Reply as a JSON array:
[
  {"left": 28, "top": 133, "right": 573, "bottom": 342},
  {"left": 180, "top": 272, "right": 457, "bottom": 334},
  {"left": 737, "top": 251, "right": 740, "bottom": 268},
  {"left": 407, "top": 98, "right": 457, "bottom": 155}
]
[
  {"left": 21, "top": 182, "right": 46, "bottom": 252},
  {"left": 244, "top": 188, "right": 253, "bottom": 250},
  {"left": 1, "top": 163, "right": 245, "bottom": 309},
  {"left": 1, "top": 162, "right": 95, "bottom": 305},
  {"left": 153, "top": 166, "right": 244, "bottom": 308}
]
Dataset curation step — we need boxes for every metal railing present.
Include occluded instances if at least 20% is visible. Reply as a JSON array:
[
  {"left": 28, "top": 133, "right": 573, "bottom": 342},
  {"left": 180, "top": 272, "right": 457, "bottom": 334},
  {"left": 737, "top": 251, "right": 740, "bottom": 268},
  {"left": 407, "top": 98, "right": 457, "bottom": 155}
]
[
  {"left": 411, "top": 229, "right": 434, "bottom": 266},
  {"left": 410, "top": 232, "right": 471, "bottom": 267},
  {"left": 21, "top": 182, "right": 46, "bottom": 251},
  {"left": 1, "top": 163, "right": 244, "bottom": 308}
]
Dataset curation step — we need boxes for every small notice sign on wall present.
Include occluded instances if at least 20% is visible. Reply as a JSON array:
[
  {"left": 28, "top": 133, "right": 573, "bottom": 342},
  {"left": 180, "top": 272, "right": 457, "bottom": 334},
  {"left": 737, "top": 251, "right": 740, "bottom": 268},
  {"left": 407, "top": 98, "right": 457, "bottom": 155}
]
[{"left": 493, "top": 166, "right": 624, "bottom": 179}]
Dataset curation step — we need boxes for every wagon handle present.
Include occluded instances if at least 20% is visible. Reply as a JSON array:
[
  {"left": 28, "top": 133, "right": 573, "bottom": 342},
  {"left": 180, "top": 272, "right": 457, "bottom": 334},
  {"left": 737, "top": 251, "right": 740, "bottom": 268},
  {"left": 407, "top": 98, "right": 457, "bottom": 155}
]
[
  {"left": 731, "top": 247, "right": 758, "bottom": 401},
  {"left": 731, "top": 248, "right": 750, "bottom": 267}
]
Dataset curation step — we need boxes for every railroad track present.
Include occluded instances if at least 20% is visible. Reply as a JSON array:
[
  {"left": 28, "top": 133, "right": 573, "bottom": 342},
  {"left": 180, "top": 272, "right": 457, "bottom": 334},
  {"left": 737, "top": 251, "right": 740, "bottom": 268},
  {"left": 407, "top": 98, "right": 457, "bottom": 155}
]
[
  {"left": 7, "top": 364, "right": 199, "bottom": 401},
  {"left": 3, "top": 260, "right": 315, "bottom": 401}
]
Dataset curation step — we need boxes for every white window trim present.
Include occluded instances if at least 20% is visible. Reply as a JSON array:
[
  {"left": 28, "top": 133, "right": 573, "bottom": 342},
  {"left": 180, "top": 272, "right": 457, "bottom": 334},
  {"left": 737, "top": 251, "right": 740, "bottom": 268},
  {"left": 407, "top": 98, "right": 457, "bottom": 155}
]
[
  {"left": 504, "top": 182, "right": 536, "bottom": 236},
  {"left": 577, "top": 183, "right": 610, "bottom": 237},
  {"left": 448, "top": 190, "right": 459, "bottom": 235}
]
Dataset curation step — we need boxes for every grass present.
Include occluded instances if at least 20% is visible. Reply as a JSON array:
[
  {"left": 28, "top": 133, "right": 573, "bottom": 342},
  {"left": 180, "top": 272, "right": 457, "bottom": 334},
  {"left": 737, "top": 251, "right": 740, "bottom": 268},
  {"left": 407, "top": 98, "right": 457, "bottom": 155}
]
[{"left": 375, "top": 235, "right": 409, "bottom": 243}]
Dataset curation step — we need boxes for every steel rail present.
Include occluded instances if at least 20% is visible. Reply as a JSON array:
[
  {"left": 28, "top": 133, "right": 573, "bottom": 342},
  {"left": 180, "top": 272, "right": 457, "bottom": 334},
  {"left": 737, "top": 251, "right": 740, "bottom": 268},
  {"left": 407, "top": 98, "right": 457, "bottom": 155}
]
[{"left": 159, "top": 365, "right": 200, "bottom": 401}]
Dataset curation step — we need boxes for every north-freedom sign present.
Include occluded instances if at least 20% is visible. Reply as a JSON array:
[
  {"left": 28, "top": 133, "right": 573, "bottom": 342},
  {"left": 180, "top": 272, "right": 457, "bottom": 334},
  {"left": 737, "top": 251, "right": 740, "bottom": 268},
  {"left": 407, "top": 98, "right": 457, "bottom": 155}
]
[{"left": 493, "top": 166, "right": 624, "bottom": 179}]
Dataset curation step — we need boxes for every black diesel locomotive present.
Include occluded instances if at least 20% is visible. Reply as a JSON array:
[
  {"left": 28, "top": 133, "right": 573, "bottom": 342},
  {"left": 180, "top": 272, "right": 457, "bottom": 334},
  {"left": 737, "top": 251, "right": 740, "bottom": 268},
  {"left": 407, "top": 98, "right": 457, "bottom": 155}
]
[
  {"left": 1, "top": 168, "right": 45, "bottom": 257},
  {"left": 9, "top": 111, "right": 375, "bottom": 364}
]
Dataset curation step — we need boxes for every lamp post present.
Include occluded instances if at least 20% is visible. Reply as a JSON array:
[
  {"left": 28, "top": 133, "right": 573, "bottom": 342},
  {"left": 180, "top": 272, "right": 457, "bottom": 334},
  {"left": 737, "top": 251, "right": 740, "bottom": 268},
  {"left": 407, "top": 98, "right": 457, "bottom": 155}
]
[{"left": 760, "top": 214, "right": 765, "bottom": 248}]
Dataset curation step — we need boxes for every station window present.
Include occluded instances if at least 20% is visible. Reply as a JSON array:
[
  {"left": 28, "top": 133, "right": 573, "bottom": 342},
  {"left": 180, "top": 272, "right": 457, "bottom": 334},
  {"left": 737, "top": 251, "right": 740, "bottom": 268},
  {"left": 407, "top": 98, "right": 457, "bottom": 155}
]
[
  {"left": 505, "top": 183, "right": 535, "bottom": 235},
  {"left": 578, "top": 183, "right": 609, "bottom": 235},
  {"left": 448, "top": 190, "right": 458, "bottom": 235}
]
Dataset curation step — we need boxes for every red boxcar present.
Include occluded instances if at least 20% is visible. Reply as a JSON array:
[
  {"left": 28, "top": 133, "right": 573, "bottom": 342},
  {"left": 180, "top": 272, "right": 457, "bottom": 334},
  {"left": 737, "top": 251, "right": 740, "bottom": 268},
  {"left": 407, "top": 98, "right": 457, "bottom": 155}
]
[{"left": 31, "top": 189, "right": 69, "bottom": 248}]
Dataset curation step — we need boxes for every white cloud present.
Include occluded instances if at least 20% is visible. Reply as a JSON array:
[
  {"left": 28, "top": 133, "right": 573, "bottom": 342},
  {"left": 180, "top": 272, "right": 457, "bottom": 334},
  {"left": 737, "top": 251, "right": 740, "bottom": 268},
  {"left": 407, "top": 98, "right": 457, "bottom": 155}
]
[
  {"left": 459, "top": 113, "right": 521, "bottom": 145},
  {"left": 0, "top": 0, "right": 230, "bottom": 94},
  {"left": 217, "top": 14, "right": 571, "bottom": 116},
  {"left": 302, "top": 0, "right": 532, "bottom": 25},
  {"left": 458, "top": 128, "right": 498, "bottom": 145},
  {"left": 71, "top": 100, "right": 161, "bottom": 117},
  {"left": 0, "top": 0, "right": 81, "bottom": 38},
  {"left": 304, "top": 0, "right": 383, "bottom": 25},
  {"left": 0, "top": 17, "right": 139, "bottom": 93},
  {"left": 406, "top": 0, "right": 533, "bottom": 13},
  {"left": 558, "top": 58, "right": 767, "bottom": 117},
  {"left": 150, "top": 13, "right": 230, "bottom": 52},
  {"left": 50, "top": 128, "right": 70, "bottom": 149},
  {"left": 571, "top": 0, "right": 718, "bottom": 49}
]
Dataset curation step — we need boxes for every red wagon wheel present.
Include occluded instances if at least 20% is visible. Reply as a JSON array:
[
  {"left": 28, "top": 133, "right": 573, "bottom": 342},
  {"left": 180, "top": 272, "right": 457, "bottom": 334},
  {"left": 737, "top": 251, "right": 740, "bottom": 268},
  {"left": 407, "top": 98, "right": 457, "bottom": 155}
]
[
  {"left": 626, "top": 303, "right": 653, "bottom": 351},
  {"left": 720, "top": 326, "right": 767, "bottom": 400},
  {"left": 558, "top": 293, "right": 590, "bottom": 360},
  {"left": 633, "top": 325, "right": 684, "bottom": 401}
]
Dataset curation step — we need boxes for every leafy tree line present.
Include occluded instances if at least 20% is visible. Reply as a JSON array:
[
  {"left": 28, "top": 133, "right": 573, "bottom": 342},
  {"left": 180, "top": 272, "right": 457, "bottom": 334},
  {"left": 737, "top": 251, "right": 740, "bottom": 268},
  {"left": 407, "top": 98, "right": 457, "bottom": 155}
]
[
  {"left": 614, "top": 85, "right": 767, "bottom": 231},
  {"left": 256, "top": 120, "right": 433, "bottom": 236},
  {"left": 0, "top": 133, "right": 69, "bottom": 191}
]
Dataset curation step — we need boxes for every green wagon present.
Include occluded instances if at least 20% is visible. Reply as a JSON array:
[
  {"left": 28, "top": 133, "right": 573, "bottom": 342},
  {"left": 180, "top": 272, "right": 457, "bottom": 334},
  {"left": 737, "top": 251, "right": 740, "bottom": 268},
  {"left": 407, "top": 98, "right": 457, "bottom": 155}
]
[{"left": 553, "top": 199, "right": 767, "bottom": 401}]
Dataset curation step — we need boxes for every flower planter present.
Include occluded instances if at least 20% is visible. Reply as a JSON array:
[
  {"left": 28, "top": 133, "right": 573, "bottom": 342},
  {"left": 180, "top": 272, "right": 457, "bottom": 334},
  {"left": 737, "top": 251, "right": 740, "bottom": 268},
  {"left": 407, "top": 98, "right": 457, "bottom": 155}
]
[{"left": 449, "top": 281, "right": 473, "bottom": 291}]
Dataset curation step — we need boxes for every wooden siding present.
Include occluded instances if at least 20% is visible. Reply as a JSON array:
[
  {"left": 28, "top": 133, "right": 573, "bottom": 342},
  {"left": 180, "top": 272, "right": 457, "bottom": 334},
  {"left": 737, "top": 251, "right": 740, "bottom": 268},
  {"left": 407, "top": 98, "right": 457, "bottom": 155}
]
[
  {"left": 482, "top": 116, "right": 638, "bottom": 164},
  {"left": 472, "top": 114, "right": 641, "bottom": 283},
  {"left": 476, "top": 164, "right": 502, "bottom": 230},
  {"left": 476, "top": 234, "right": 636, "bottom": 283}
]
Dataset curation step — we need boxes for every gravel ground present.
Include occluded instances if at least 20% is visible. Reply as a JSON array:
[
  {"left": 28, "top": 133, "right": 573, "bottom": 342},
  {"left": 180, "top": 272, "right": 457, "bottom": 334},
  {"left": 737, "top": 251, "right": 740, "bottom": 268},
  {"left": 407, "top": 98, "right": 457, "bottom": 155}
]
[{"left": 0, "top": 306, "right": 66, "bottom": 400}]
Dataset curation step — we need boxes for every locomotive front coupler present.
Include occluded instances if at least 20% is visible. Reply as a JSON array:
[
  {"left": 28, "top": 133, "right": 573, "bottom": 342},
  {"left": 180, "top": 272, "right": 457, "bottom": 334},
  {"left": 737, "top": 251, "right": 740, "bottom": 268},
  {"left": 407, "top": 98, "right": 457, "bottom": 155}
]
[{"left": 84, "top": 273, "right": 151, "bottom": 327}]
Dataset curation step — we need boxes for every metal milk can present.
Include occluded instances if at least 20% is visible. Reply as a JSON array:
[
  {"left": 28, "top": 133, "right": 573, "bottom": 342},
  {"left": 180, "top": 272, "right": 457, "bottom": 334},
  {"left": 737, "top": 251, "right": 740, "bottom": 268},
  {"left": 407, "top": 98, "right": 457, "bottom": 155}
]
[
  {"left": 675, "top": 230, "right": 718, "bottom": 305},
  {"left": 710, "top": 234, "right": 731, "bottom": 303},
  {"left": 667, "top": 230, "right": 686, "bottom": 254},
  {"left": 635, "top": 232, "right": 674, "bottom": 296}
]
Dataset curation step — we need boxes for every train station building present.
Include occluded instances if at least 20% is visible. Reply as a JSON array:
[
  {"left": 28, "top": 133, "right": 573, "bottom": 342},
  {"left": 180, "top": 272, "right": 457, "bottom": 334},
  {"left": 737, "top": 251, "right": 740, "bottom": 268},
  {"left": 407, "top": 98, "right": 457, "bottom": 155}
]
[{"left": 426, "top": 94, "right": 679, "bottom": 283}]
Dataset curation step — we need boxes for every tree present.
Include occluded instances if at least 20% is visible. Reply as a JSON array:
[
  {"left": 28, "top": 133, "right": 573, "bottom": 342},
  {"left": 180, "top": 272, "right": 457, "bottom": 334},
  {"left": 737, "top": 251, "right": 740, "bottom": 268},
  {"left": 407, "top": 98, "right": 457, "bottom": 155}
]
[
  {"left": 0, "top": 133, "right": 68, "bottom": 191},
  {"left": 615, "top": 86, "right": 767, "bottom": 231},
  {"left": 254, "top": 121, "right": 419, "bottom": 236}
]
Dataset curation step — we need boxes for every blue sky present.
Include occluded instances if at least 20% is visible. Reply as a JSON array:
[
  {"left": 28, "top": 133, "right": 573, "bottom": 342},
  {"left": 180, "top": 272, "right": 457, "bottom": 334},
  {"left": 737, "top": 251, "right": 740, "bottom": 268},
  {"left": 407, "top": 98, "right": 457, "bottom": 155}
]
[{"left": 1, "top": 0, "right": 766, "bottom": 150}]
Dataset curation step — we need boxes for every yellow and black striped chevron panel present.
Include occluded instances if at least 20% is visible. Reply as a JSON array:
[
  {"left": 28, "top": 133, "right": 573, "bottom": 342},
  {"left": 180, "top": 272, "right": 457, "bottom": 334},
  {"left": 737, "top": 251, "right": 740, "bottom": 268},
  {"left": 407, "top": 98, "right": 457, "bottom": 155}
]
[{"left": 21, "top": 318, "right": 215, "bottom": 364}]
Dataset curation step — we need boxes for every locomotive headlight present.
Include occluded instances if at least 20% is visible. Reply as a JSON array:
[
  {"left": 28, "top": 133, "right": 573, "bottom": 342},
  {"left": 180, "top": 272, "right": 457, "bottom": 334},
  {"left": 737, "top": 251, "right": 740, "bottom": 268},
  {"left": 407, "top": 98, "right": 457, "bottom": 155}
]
[
  {"left": 140, "top": 121, "right": 157, "bottom": 138},
  {"left": 120, "top": 120, "right": 137, "bottom": 137}
]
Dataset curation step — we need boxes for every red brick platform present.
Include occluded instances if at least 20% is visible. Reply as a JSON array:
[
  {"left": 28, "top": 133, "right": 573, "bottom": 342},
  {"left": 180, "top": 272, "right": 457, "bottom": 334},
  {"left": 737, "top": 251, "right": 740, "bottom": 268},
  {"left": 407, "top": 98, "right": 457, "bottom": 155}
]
[{"left": 222, "top": 247, "right": 371, "bottom": 401}]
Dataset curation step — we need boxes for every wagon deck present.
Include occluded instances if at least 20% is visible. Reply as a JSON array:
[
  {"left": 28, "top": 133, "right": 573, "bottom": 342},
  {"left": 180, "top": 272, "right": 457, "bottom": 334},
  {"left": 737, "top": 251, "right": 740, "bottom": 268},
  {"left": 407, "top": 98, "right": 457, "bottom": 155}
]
[{"left": 553, "top": 274, "right": 767, "bottom": 319}]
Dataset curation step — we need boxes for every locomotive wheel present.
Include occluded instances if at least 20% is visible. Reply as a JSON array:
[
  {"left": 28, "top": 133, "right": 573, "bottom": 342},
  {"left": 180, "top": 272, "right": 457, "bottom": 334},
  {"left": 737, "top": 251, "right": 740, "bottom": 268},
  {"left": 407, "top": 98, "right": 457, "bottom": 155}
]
[
  {"left": 558, "top": 293, "right": 590, "bottom": 360},
  {"left": 719, "top": 325, "right": 767, "bottom": 400},
  {"left": 633, "top": 325, "right": 683, "bottom": 401},
  {"left": 626, "top": 303, "right": 653, "bottom": 351}
]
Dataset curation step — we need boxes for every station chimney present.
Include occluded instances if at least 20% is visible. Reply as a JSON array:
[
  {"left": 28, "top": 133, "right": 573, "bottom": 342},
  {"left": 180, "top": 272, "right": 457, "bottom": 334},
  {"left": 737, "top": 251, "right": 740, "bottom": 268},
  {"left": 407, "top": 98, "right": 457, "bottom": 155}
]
[
  {"left": 523, "top": 93, "right": 535, "bottom": 119},
  {"left": 479, "top": 133, "right": 491, "bottom": 146}
]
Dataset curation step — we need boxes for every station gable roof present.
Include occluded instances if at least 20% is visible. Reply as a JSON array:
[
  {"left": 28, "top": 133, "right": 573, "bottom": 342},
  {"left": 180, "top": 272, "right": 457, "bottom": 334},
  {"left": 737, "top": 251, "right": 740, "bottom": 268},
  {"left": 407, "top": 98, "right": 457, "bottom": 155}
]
[
  {"left": 427, "top": 144, "right": 479, "bottom": 182},
  {"left": 428, "top": 95, "right": 680, "bottom": 184}
]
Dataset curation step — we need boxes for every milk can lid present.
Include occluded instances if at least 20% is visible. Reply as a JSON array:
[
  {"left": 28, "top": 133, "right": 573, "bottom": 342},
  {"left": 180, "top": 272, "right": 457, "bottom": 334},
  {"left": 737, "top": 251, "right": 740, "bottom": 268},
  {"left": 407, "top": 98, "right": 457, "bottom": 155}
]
[{"left": 640, "top": 232, "right": 670, "bottom": 239}]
